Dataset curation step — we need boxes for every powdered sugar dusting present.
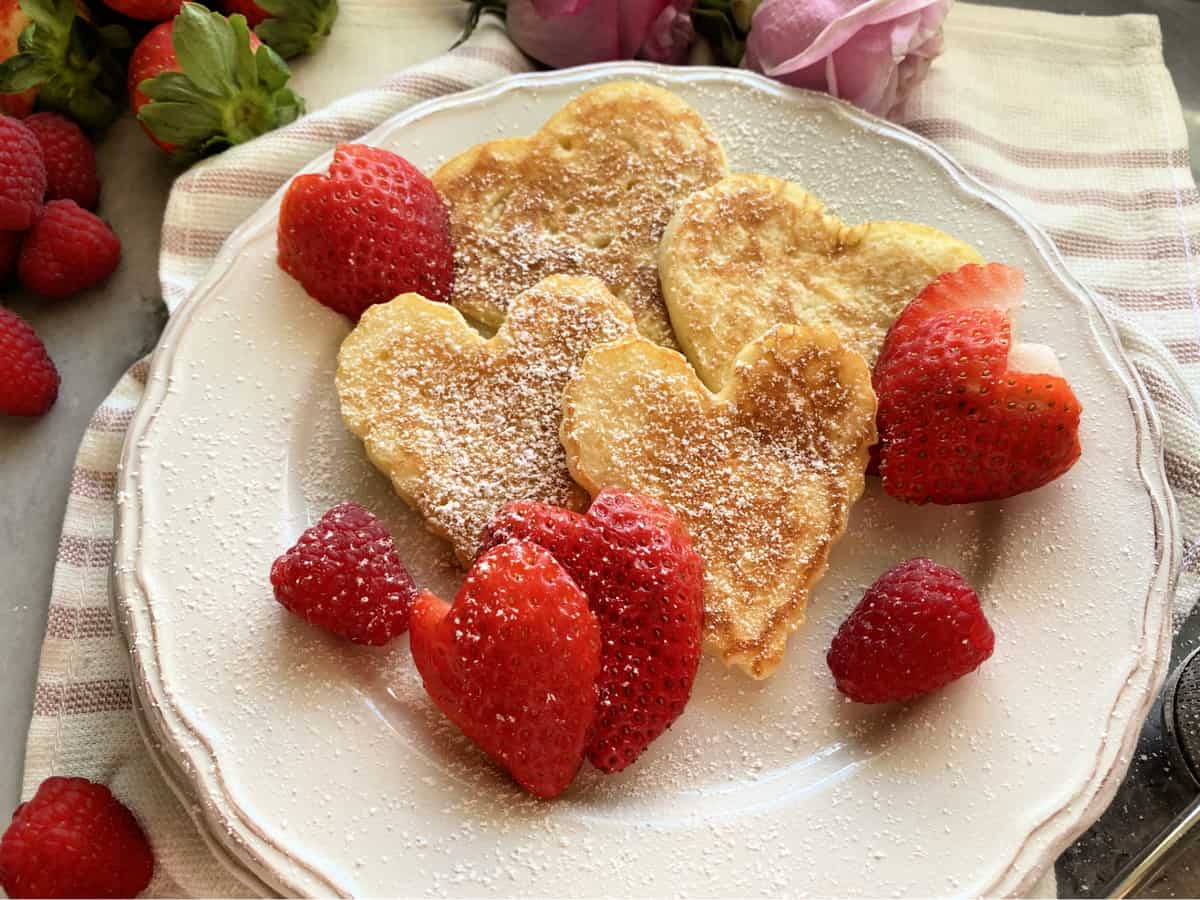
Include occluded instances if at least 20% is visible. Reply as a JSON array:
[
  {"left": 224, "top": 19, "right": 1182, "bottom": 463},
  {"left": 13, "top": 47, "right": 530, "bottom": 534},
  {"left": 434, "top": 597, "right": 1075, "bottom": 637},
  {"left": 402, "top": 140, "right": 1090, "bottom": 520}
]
[
  {"left": 433, "top": 81, "right": 726, "bottom": 347},
  {"left": 336, "top": 275, "right": 636, "bottom": 565}
]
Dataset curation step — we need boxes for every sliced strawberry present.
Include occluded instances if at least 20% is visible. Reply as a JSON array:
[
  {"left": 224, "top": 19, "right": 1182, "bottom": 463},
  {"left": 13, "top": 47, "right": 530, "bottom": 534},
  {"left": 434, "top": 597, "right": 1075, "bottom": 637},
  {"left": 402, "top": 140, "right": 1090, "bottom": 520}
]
[
  {"left": 482, "top": 488, "right": 705, "bottom": 774},
  {"left": 409, "top": 541, "right": 600, "bottom": 799},
  {"left": 130, "top": 3, "right": 304, "bottom": 160},
  {"left": 873, "top": 262, "right": 1082, "bottom": 504}
]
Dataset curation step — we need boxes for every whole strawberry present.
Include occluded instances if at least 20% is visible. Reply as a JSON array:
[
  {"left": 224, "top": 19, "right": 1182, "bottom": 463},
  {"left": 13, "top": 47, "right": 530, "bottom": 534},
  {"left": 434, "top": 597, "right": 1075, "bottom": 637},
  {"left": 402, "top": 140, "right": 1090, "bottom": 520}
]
[
  {"left": 19, "top": 200, "right": 121, "bottom": 298},
  {"left": 874, "top": 262, "right": 1082, "bottom": 504},
  {"left": 24, "top": 113, "right": 100, "bottom": 210},
  {"left": 277, "top": 143, "right": 454, "bottom": 320},
  {"left": 130, "top": 3, "right": 304, "bottom": 159},
  {"left": 221, "top": 0, "right": 338, "bottom": 59},
  {"left": 270, "top": 501, "right": 417, "bottom": 645},
  {"left": 0, "top": 115, "right": 45, "bottom": 231},
  {"left": 0, "top": 776, "right": 154, "bottom": 898},
  {"left": 482, "top": 488, "right": 705, "bottom": 773},
  {"left": 827, "top": 558, "right": 995, "bottom": 704},
  {"left": 0, "top": 0, "right": 35, "bottom": 117},
  {"left": 0, "top": 307, "right": 59, "bottom": 417},
  {"left": 100, "top": 0, "right": 181, "bottom": 21},
  {"left": 0, "top": 0, "right": 129, "bottom": 130},
  {"left": 410, "top": 541, "right": 601, "bottom": 799}
]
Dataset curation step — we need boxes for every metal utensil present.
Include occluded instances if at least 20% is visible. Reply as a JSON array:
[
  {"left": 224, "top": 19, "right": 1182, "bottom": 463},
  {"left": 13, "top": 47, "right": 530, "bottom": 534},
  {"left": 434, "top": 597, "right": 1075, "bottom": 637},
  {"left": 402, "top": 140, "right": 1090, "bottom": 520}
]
[{"left": 1105, "top": 646, "right": 1200, "bottom": 897}]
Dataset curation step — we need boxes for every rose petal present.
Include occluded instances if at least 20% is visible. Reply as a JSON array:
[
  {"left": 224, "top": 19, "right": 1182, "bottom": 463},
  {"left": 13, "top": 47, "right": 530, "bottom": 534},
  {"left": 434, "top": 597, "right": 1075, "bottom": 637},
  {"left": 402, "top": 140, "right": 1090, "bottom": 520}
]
[
  {"left": 532, "top": 0, "right": 592, "bottom": 16},
  {"left": 638, "top": 0, "right": 694, "bottom": 64},
  {"left": 748, "top": 0, "right": 949, "bottom": 76},
  {"left": 618, "top": 0, "right": 672, "bottom": 58},
  {"left": 507, "top": 0, "right": 622, "bottom": 66}
]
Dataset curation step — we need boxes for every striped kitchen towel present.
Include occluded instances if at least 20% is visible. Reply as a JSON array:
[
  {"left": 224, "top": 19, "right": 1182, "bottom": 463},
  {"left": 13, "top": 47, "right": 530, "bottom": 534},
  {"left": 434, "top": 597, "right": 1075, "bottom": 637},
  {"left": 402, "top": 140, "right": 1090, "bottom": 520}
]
[{"left": 19, "top": 4, "right": 1199, "bottom": 897}]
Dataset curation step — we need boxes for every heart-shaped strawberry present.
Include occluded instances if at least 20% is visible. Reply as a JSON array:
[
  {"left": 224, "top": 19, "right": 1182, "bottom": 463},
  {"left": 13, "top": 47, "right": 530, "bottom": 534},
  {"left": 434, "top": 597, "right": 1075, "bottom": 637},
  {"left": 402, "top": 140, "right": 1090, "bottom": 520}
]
[
  {"left": 409, "top": 541, "right": 601, "bottom": 799},
  {"left": 482, "top": 488, "right": 705, "bottom": 774},
  {"left": 873, "top": 262, "right": 1083, "bottom": 504}
]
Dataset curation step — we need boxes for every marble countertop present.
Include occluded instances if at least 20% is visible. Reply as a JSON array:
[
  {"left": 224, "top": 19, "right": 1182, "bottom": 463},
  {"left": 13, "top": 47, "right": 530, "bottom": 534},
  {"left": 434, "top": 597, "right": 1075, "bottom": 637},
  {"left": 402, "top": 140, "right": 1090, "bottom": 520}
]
[{"left": 1, "top": 2, "right": 1197, "bottom": 897}]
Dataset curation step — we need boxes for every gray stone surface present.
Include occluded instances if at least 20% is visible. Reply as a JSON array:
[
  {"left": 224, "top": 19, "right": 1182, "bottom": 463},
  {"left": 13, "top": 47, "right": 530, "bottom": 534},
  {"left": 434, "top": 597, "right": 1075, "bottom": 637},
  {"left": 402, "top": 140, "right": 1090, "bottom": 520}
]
[{"left": 0, "top": 2, "right": 1197, "bottom": 895}]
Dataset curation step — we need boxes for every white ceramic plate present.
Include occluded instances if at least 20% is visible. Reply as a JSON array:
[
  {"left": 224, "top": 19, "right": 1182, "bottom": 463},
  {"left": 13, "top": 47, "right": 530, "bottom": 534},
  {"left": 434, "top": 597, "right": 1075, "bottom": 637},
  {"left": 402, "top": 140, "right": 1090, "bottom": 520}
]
[{"left": 114, "top": 64, "right": 1178, "bottom": 898}]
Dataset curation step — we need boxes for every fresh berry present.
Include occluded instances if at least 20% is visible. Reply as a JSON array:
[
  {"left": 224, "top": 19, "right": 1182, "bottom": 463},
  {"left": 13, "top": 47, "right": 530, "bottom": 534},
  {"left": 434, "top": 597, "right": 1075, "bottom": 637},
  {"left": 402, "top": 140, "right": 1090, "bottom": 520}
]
[
  {"left": 0, "top": 0, "right": 129, "bottom": 131},
  {"left": 0, "top": 116, "right": 45, "bottom": 231},
  {"left": 0, "top": 776, "right": 154, "bottom": 899},
  {"left": 18, "top": 200, "right": 121, "bottom": 298},
  {"left": 0, "top": 307, "right": 59, "bottom": 417},
  {"left": 278, "top": 144, "right": 454, "bottom": 320},
  {"left": 130, "top": 3, "right": 303, "bottom": 159},
  {"left": 873, "top": 262, "right": 1082, "bottom": 504},
  {"left": 221, "top": 0, "right": 338, "bottom": 59},
  {"left": 100, "top": 0, "right": 181, "bottom": 21},
  {"left": 270, "top": 502, "right": 417, "bottom": 645},
  {"left": 24, "top": 113, "right": 100, "bottom": 210},
  {"left": 0, "top": 0, "right": 35, "bottom": 117},
  {"left": 827, "top": 557, "right": 995, "bottom": 704},
  {"left": 409, "top": 541, "right": 601, "bottom": 799},
  {"left": 482, "top": 488, "right": 704, "bottom": 773},
  {"left": 0, "top": 228, "right": 20, "bottom": 281}
]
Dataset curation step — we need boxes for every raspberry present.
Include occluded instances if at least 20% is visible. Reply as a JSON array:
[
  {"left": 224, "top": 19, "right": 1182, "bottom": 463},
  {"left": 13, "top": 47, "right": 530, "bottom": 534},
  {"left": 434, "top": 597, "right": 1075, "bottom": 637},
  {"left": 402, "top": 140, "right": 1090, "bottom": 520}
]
[
  {"left": 0, "top": 307, "right": 59, "bottom": 417},
  {"left": 277, "top": 144, "right": 454, "bottom": 320},
  {"left": 827, "top": 558, "right": 995, "bottom": 704},
  {"left": 482, "top": 487, "right": 704, "bottom": 773},
  {"left": 0, "top": 116, "right": 46, "bottom": 231},
  {"left": 24, "top": 113, "right": 101, "bottom": 211},
  {"left": 18, "top": 200, "right": 121, "bottom": 299},
  {"left": 0, "top": 229, "right": 20, "bottom": 282},
  {"left": 410, "top": 541, "right": 601, "bottom": 799},
  {"left": 270, "top": 502, "right": 417, "bottom": 645},
  {"left": 0, "top": 776, "right": 154, "bottom": 899}
]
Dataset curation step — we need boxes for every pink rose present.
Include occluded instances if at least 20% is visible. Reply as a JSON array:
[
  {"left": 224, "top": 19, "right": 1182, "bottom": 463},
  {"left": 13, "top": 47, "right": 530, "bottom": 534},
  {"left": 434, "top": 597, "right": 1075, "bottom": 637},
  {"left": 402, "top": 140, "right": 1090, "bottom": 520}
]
[
  {"left": 743, "top": 0, "right": 953, "bottom": 117},
  {"left": 507, "top": 0, "right": 695, "bottom": 69}
]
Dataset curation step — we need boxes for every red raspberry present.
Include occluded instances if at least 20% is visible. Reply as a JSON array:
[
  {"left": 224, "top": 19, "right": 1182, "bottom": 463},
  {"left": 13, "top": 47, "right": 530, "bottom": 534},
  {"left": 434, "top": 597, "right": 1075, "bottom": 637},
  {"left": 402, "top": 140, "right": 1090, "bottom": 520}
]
[
  {"left": 0, "top": 116, "right": 46, "bottom": 231},
  {"left": 18, "top": 200, "right": 121, "bottom": 299},
  {"left": 277, "top": 144, "right": 455, "bottom": 320},
  {"left": 410, "top": 541, "right": 601, "bottom": 799},
  {"left": 270, "top": 502, "right": 417, "bottom": 645},
  {"left": 0, "top": 307, "right": 59, "bottom": 417},
  {"left": 827, "top": 558, "right": 994, "bottom": 704},
  {"left": 0, "top": 776, "right": 154, "bottom": 899},
  {"left": 482, "top": 488, "right": 705, "bottom": 773},
  {"left": 23, "top": 113, "right": 101, "bottom": 211},
  {"left": 0, "top": 229, "right": 20, "bottom": 282}
]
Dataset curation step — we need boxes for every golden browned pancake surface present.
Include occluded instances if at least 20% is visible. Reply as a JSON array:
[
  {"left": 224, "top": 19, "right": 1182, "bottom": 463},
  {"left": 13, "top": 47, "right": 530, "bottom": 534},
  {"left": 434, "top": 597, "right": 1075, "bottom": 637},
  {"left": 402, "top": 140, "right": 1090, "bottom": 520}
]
[
  {"left": 561, "top": 325, "right": 877, "bottom": 678},
  {"left": 337, "top": 275, "right": 637, "bottom": 564},
  {"left": 434, "top": 82, "right": 726, "bottom": 348},
  {"left": 660, "top": 173, "right": 982, "bottom": 389}
]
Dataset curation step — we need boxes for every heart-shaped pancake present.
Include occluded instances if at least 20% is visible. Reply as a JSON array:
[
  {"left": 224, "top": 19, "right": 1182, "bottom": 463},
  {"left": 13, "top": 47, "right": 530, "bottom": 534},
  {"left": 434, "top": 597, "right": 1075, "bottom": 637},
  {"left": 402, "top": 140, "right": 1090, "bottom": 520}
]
[
  {"left": 433, "top": 81, "right": 726, "bottom": 348},
  {"left": 660, "top": 173, "right": 982, "bottom": 389},
  {"left": 561, "top": 325, "right": 877, "bottom": 679},
  {"left": 337, "top": 275, "right": 637, "bottom": 565}
]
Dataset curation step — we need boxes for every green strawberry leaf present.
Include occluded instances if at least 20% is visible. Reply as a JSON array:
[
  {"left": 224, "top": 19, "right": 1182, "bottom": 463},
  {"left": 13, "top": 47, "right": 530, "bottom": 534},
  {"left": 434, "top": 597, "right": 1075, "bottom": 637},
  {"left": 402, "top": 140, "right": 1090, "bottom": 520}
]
[
  {"left": 1, "top": 0, "right": 131, "bottom": 131},
  {"left": 172, "top": 2, "right": 239, "bottom": 97},
  {"left": 231, "top": 15, "right": 258, "bottom": 91},
  {"left": 139, "top": 99, "right": 224, "bottom": 144},
  {"left": 139, "top": 71, "right": 209, "bottom": 105},
  {"left": 0, "top": 55, "right": 48, "bottom": 93},
  {"left": 139, "top": 4, "right": 307, "bottom": 164},
  {"left": 252, "top": 0, "right": 338, "bottom": 59},
  {"left": 254, "top": 43, "right": 290, "bottom": 92}
]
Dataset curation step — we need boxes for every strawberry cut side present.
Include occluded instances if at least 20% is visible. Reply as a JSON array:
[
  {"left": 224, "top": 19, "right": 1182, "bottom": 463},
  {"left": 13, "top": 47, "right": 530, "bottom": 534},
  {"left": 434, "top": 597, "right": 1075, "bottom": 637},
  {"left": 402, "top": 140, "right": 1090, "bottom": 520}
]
[{"left": 874, "top": 262, "right": 1082, "bottom": 505}]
